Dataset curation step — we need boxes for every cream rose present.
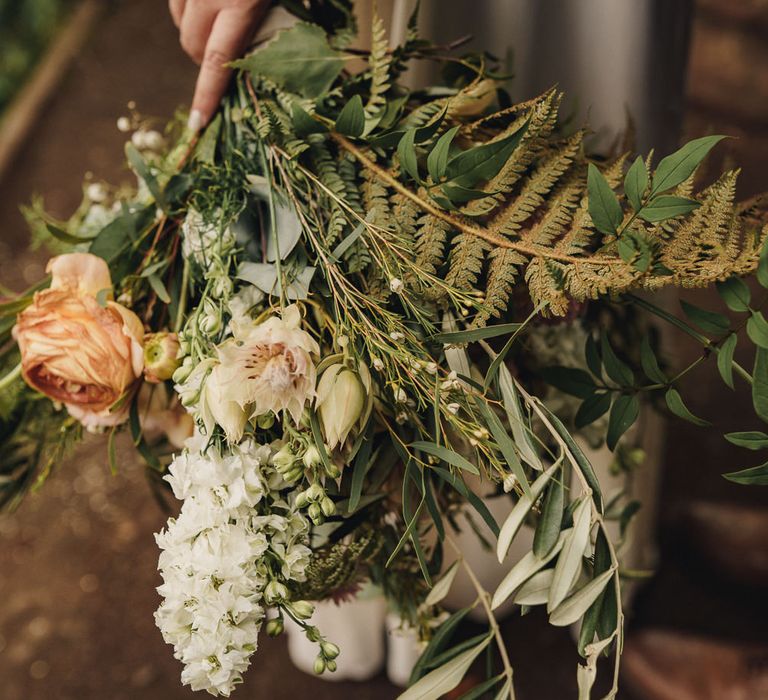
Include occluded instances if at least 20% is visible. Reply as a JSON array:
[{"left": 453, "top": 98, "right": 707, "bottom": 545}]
[
  {"left": 13, "top": 253, "right": 144, "bottom": 428},
  {"left": 213, "top": 304, "right": 319, "bottom": 428}
]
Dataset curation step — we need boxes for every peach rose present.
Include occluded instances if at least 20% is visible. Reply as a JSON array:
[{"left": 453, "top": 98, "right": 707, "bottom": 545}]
[{"left": 13, "top": 253, "right": 144, "bottom": 429}]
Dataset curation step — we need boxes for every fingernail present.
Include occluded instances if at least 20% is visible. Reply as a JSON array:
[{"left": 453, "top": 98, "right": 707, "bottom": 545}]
[{"left": 187, "top": 110, "right": 203, "bottom": 132}]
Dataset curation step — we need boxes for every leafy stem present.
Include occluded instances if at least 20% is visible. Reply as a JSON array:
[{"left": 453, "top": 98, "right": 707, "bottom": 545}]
[{"left": 446, "top": 536, "right": 517, "bottom": 700}]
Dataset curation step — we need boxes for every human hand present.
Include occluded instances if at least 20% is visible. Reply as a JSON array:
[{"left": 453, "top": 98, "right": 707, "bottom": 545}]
[{"left": 169, "top": 0, "right": 269, "bottom": 130}]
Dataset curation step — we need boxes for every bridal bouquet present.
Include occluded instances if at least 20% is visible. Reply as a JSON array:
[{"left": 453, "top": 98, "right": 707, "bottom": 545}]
[{"left": 2, "top": 2, "right": 767, "bottom": 697}]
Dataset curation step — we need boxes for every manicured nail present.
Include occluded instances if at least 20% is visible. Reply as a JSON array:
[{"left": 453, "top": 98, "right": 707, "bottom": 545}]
[{"left": 187, "top": 110, "right": 203, "bottom": 132}]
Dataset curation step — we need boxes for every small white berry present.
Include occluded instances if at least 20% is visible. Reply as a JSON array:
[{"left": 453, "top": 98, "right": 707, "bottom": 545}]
[
  {"left": 390, "top": 331, "right": 405, "bottom": 341},
  {"left": 447, "top": 402, "right": 460, "bottom": 415},
  {"left": 116, "top": 116, "right": 131, "bottom": 132},
  {"left": 425, "top": 362, "right": 438, "bottom": 375},
  {"left": 372, "top": 358, "right": 385, "bottom": 371},
  {"left": 389, "top": 277, "right": 404, "bottom": 294},
  {"left": 395, "top": 388, "right": 408, "bottom": 403},
  {"left": 86, "top": 183, "right": 107, "bottom": 202}
]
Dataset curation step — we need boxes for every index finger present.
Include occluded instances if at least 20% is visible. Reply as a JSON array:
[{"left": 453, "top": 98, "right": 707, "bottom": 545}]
[{"left": 189, "top": 6, "right": 266, "bottom": 129}]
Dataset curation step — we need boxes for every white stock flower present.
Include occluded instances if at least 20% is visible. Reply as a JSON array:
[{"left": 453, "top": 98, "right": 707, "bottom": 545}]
[
  {"left": 155, "top": 439, "right": 311, "bottom": 697},
  {"left": 214, "top": 305, "right": 319, "bottom": 426}
]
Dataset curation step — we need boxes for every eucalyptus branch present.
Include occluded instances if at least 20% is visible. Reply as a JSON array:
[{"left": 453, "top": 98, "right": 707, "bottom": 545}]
[{"left": 446, "top": 535, "right": 517, "bottom": 700}]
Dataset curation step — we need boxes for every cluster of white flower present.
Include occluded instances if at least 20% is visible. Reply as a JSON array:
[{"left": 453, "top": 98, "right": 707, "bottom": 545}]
[
  {"left": 182, "top": 209, "right": 236, "bottom": 267},
  {"left": 155, "top": 434, "right": 311, "bottom": 696}
]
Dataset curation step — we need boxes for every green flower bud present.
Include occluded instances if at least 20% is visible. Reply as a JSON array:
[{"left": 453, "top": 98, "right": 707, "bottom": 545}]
[
  {"left": 172, "top": 356, "right": 195, "bottom": 385},
  {"left": 316, "top": 362, "right": 371, "bottom": 450},
  {"left": 313, "top": 656, "right": 326, "bottom": 675},
  {"left": 264, "top": 580, "right": 288, "bottom": 604},
  {"left": 308, "top": 503, "right": 323, "bottom": 524},
  {"left": 257, "top": 412, "right": 275, "bottom": 430},
  {"left": 324, "top": 462, "right": 342, "bottom": 479},
  {"left": 326, "top": 660, "right": 337, "bottom": 673},
  {"left": 295, "top": 491, "right": 310, "bottom": 509},
  {"left": 266, "top": 617, "right": 284, "bottom": 637},
  {"left": 302, "top": 444, "right": 322, "bottom": 470},
  {"left": 320, "top": 497, "right": 336, "bottom": 518},
  {"left": 143, "top": 332, "right": 182, "bottom": 383},
  {"left": 320, "top": 641, "right": 340, "bottom": 660},
  {"left": 273, "top": 443, "right": 297, "bottom": 473},
  {"left": 306, "top": 483, "right": 324, "bottom": 501},
  {"left": 291, "top": 600, "right": 314, "bottom": 620}
]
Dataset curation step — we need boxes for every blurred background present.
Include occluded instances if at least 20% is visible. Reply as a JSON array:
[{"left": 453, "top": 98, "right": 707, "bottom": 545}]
[{"left": 0, "top": 1, "right": 766, "bottom": 698}]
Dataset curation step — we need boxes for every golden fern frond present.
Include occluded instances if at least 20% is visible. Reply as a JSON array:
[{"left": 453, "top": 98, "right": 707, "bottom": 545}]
[
  {"left": 365, "top": 9, "right": 391, "bottom": 122},
  {"left": 473, "top": 248, "right": 526, "bottom": 327},
  {"left": 462, "top": 90, "right": 562, "bottom": 216},
  {"left": 445, "top": 233, "right": 489, "bottom": 291},
  {"left": 488, "top": 130, "right": 584, "bottom": 238}
]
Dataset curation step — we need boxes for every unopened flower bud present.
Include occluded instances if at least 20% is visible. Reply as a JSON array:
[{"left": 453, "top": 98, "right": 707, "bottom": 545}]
[
  {"left": 117, "top": 116, "right": 131, "bottom": 132},
  {"left": 308, "top": 503, "right": 324, "bottom": 523},
  {"left": 273, "top": 443, "right": 297, "bottom": 473},
  {"left": 302, "top": 444, "right": 322, "bottom": 470},
  {"left": 313, "top": 657, "right": 326, "bottom": 675},
  {"left": 172, "top": 356, "right": 195, "bottom": 385},
  {"left": 320, "top": 642, "right": 340, "bottom": 660},
  {"left": 316, "top": 362, "right": 371, "bottom": 450},
  {"left": 320, "top": 497, "right": 336, "bottom": 517},
  {"left": 257, "top": 412, "right": 275, "bottom": 430},
  {"left": 295, "top": 491, "right": 310, "bottom": 509},
  {"left": 266, "top": 617, "right": 284, "bottom": 637},
  {"left": 306, "top": 482, "right": 324, "bottom": 501},
  {"left": 143, "top": 332, "right": 181, "bottom": 383},
  {"left": 291, "top": 601, "right": 314, "bottom": 619},
  {"left": 324, "top": 462, "right": 341, "bottom": 479},
  {"left": 372, "top": 357, "right": 385, "bottom": 371},
  {"left": 326, "top": 660, "right": 337, "bottom": 673},
  {"left": 264, "top": 580, "right": 288, "bottom": 604},
  {"left": 389, "top": 277, "right": 404, "bottom": 294}
]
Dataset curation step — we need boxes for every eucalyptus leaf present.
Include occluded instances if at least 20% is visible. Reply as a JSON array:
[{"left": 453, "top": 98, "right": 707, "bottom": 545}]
[
  {"left": 548, "top": 497, "right": 592, "bottom": 612},
  {"left": 665, "top": 388, "right": 710, "bottom": 427},
  {"left": 600, "top": 333, "right": 634, "bottom": 386},
  {"left": 247, "top": 175, "right": 303, "bottom": 262},
  {"left": 237, "top": 262, "right": 315, "bottom": 300},
  {"left": 624, "top": 155, "right": 648, "bottom": 211},
  {"left": 409, "top": 607, "right": 471, "bottom": 685},
  {"left": 717, "top": 277, "right": 751, "bottom": 313},
  {"left": 499, "top": 365, "right": 543, "bottom": 470},
  {"left": 717, "top": 334, "right": 738, "bottom": 389},
  {"left": 680, "top": 300, "right": 730, "bottom": 336},
  {"left": 587, "top": 163, "right": 623, "bottom": 235},
  {"left": 232, "top": 23, "right": 343, "bottom": 98},
  {"left": 575, "top": 392, "right": 612, "bottom": 429},
  {"left": 411, "top": 441, "right": 479, "bottom": 475},
  {"left": 723, "top": 463, "right": 768, "bottom": 485},
  {"left": 398, "top": 127, "right": 420, "bottom": 182},
  {"left": 747, "top": 311, "right": 768, "bottom": 349},
  {"left": 540, "top": 366, "right": 596, "bottom": 399},
  {"left": 444, "top": 121, "right": 527, "bottom": 189},
  {"left": 433, "top": 322, "right": 522, "bottom": 344},
  {"left": 335, "top": 94, "right": 365, "bottom": 137},
  {"left": 427, "top": 126, "right": 460, "bottom": 182},
  {"left": 398, "top": 635, "right": 491, "bottom": 700},
  {"left": 639, "top": 336, "right": 667, "bottom": 384},
  {"left": 533, "top": 475, "right": 565, "bottom": 558},
  {"left": 606, "top": 394, "right": 639, "bottom": 450},
  {"left": 492, "top": 529, "right": 569, "bottom": 610},
  {"left": 651, "top": 135, "right": 726, "bottom": 194},
  {"left": 753, "top": 347, "right": 768, "bottom": 422},
  {"left": 724, "top": 431, "right": 768, "bottom": 450},
  {"left": 638, "top": 195, "right": 700, "bottom": 222},
  {"left": 496, "top": 461, "right": 561, "bottom": 563},
  {"left": 425, "top": 561, "right": 460, "bottom": 607},
  {"left": 549, "top": 568, "right": 615, "bottom": 627},
  {"left": 513, "top": 568, "right": 554, "bottom": 606}
]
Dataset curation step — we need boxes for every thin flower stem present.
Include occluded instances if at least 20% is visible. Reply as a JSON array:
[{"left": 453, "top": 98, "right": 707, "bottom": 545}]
[
  {"left": 0, "top": 362, "right": 22, "bottom": 391},
  {"left": 446, "top": 535, "right": 517, "bottom": 700}
]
